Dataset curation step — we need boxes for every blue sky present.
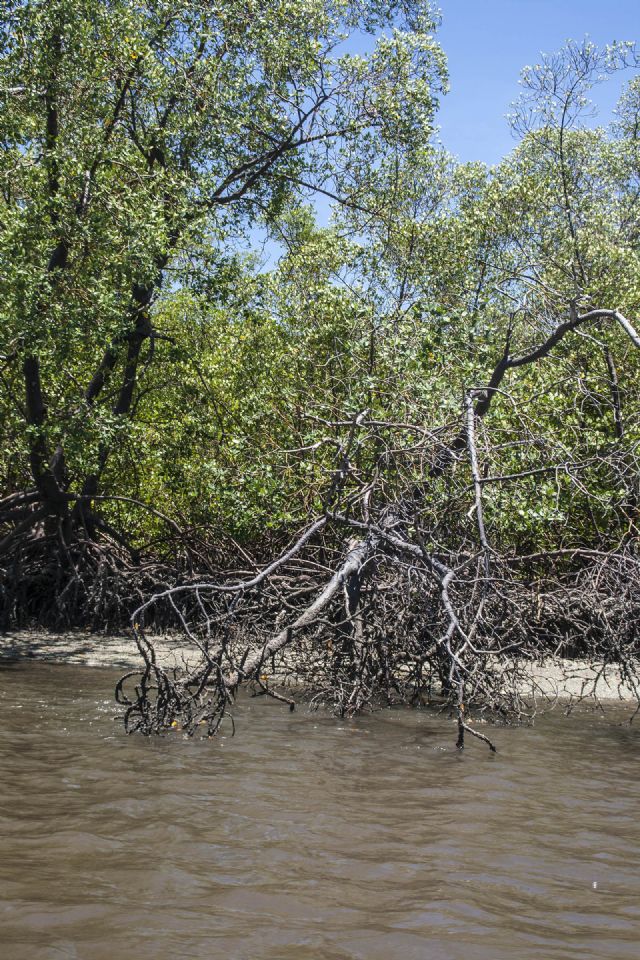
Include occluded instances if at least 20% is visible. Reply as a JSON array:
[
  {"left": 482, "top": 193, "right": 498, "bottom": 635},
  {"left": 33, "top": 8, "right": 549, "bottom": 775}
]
[
  {"left": 436, "top": 0, "right": 639, "bottom": 163},
  {"left": 251, "top": 1, "right": 638, "bottom": 256}
]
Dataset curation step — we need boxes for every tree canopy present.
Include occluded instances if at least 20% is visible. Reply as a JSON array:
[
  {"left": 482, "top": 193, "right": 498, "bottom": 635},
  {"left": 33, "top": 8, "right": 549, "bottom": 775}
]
[{"left": 0, "top": 0, "right": 444, "bottom": 562}]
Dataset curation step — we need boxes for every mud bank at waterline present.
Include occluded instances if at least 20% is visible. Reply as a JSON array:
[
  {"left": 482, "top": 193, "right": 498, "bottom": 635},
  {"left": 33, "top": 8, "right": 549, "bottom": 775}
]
[{"left": 0, "top": 630, "right": 638, "bottom": 703}]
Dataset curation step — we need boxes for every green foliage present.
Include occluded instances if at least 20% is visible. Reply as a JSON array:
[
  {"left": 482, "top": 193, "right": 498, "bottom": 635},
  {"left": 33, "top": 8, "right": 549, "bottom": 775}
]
[
  {"left": 0, "top": 16, "right": 638, "bottom": 559},
  {"left": 0, "top": 0, "right": 445, "bottom": 537}
]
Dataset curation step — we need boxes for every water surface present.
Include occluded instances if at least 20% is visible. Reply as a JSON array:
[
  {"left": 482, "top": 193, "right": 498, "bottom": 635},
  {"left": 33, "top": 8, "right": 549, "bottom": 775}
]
[{"left": 1, "top": 661, "right": 638, "bottom": 959}]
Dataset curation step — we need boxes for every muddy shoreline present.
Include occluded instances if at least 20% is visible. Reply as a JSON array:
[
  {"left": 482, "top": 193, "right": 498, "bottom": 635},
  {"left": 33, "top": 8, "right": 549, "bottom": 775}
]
[{"left": 1, "top": 630, "right": 638, "bottom": 703}]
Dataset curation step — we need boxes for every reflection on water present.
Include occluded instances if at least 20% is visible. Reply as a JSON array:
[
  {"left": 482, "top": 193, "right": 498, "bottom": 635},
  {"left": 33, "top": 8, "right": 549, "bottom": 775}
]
[{"left": 0, "top": 660, "right": 639, "bottom": 960}]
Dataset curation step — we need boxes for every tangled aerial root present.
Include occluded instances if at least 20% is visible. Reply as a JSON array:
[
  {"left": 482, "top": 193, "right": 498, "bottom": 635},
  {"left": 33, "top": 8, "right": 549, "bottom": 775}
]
[{"left": 116, "top": 513, "right": 640, "bottom": 752}]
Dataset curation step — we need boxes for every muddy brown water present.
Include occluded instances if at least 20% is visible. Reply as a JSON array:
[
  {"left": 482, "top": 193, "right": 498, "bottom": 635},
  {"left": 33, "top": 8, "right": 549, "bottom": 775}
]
[{"left": 0, "top": 661, "right": 639, "bottom": 960}]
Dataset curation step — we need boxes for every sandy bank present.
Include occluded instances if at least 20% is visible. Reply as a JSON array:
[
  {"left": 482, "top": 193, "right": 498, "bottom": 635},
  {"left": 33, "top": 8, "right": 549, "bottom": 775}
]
[
  {"left": 0, "top": 630, "right": 187, "bottom": 670},
  {"left": 1, "top": 631, "right": 638, "bottom": 703}
]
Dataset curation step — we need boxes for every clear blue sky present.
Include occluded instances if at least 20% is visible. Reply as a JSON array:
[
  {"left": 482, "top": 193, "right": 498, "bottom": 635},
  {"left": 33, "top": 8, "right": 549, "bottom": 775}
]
[{"left": 436, "top": 0, "right": 638, "bottom": 163}]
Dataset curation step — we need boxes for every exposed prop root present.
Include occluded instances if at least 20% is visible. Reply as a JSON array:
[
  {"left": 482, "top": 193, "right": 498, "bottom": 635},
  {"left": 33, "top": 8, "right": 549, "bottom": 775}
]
[
  {"left": 116, "top": 511, "right": 640, "bottom": 750},
  {"left": 115, "top": 628, "right": 231, "bottom": 737}
]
